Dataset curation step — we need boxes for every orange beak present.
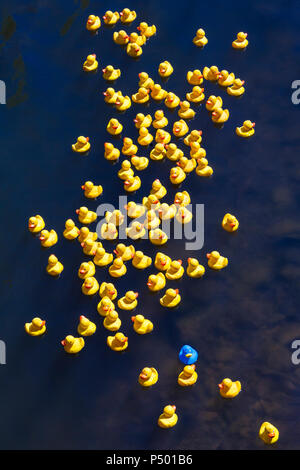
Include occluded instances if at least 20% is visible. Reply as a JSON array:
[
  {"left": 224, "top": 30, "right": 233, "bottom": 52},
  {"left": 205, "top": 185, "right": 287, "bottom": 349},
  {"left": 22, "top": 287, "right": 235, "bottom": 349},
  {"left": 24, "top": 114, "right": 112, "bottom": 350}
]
[
  {"left": 41, "top": 321, "right": 46, "bottom": 327},
  {"left": 61, "top": 340, "right": 66, "bottom": 346},
  {"left": 81, "top": 185, "right": 85, "bottom": 190},
  {"left": 139, "top": 373, "right": 147, "bottom": 379},
  {"left": 218, "top": 383, "right": 224, "bottom": 389},
  {"left": 131, "top": 316, "right": 136, "bottom": 322},
  {"left": 268, "top": 432, "right": 275, "bottom": 438},
  {"left": 172, "top": 405, "right": 176, "bottom": 410},
  {"left": 76, "top": 209, "right": 79, "bottom": 214},
  {"left": 206, "top": 253, "right": 211, "bottom": 259},
  {"left": 175, "top": 289, "right": 179, "bottom": 294}
]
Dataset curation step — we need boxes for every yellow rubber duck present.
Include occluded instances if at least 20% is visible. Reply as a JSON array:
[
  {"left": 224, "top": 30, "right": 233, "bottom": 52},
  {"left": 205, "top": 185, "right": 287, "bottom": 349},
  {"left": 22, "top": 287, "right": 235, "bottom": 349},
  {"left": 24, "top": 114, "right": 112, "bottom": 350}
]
[
  {"left": 25, "top": 317, "right": 46, "bottom": 336},
  {"left": 115, "top": 95, "right": 131, "bottom": 111},
  {"left": 160, "top": 288, "right": 181, "bottom": 307},
  {"left": 100, "top": 222, "right": 118, "bottom": 240},
  {"left": 227, "top": 78, "right": 245, "bottom": 97},
  {"left": 137, "top": 22, "right": 156, "bottom": 38},
  {"left": 206, "top": 251, "right": 228, "bottom": 270},
  {"left": 165, "top": 143, "right": 183, "bottom": 161},
  {"left": 113, "top": 30, "right": 130, "bottom": 45},
  {"left": 152, "top": 110, "right": 168, "bottom": 129},
  {"left": 190, "top": 141, "right": 206, "bottom": 159},
  {"left": 103, "top": 11, "right": 119, "bottom": 25},
  {"left": 126, "top": 42, "right": 142, "bottom": 58},
  {"left": 143, "top": 192, "right": 163, "bottom": 208},
  {"left": 61, "top": 335, "right": 85, "bottom": 354},
  {"left": 122, "top": 137, "right": 138, "bottom": 156},
  {"left": 78, "top": 226, "right": 97, "bottom": 244},
  {"left": 120, "top": 8, "right": 136, "bottom": 23},
  {"left": 138, "top": 127, "right": 153, "bottom": 146},
  {"left": 133, "top": 112, "right": 152, "bottom": 128},
  {"left": 184, "top": 129, "right": 202, "bottom": 146},
  {"left": 105, "top": 210, "right": 124, "bottom": 226},
  {"left": 138, "top": 367, "right": 158, "bottom": 387},
  {"left": 125, "top": 201, "right": 145, "bottom": 218},
  {"left": 178, "top": 364, "right": 198, "bottom": 386},
  {"left": 93, "top": 247, "right": 113, "bottom": 267},
  {"left": 150, "top": 179, "right": 167, "bottom": 199},
  {"left": 104, "top": 142, "right": 120, "bottom": 161},
  {"left": 203, "top": 65, "right": 220, "bottom": 81},
  {"left": 149, "top": 228, "right": 168, "bottom": 246},
  {"left": 222, "top": 213, "right": 239, "bottom": 232},
  {"left": 107, "top": 332, "right": 128, "bottom": 352},
  {"left": 97, "top": 296, "right": 115, "bottom": 316},
  {"left": 109, "top": 257, "right": 127, "bottom": 278},
  {"left": 195, "top": 158, "right": 213, "bottom": 177},
  {"left": 124, "top": 175, "right": 141, "bottom": 193},
  {"left": 118, "top": 160, "right": 134, "bottom": 180},
  {"left": 177, "top": 156, "right": 196, "bottom": 173},
  {"left": 236, "top": 120, "right": 255, "bottom": 138},
  {"left": 82, "top": 181, "right": 103, "bottom": 199},
  {"left": 86, "top": 15, "right": 101, "bottom": 32},
  {"left": 206, "top": 95, "right": 223, "bottom": 111},
  {"left": 132, "top": 87, "right": 150, "bottom": 104},
  {"left": 118, "top": 291, "right": 138, "bottom": 310},
  {"left": 107, "top": 118, "right": 123, "bottom": 135},
  {"left": 158, "top": 61, "right": 173, "bottom": 78},
  {"left": 78, "top": 261, "right": 95, "bottom": 279},
  {"left": 176, "top": 206, "right": 193, "bottom": 224},
  {"left": 155, "top": 129, "right": 171, "bottom": 144},
  {"left": 147, "top": 272, "right": 166, "bottom": 292},
  {"left": 218, "top": 378, "right": 241, "bottom": 398},
  {"left": 186, "top": 86, "right": 205, "bottom": 103},
  {"left": 193, "top": 28, "right": 208, "bottom": 47},
  {"left": 212, "top": 107, "right": 230, "bottom": 124},
  {"left": 158, "top": 405, "right": 178, "bottom": 428},
  {"left": 259, "top": 422, "right": 279, "bottom": 445},
  {"left": 187, "top": 69, "right": 203, "bottom": 85},
  {"left": 138, "top": 72, "right": 154, "bottom": 90},
  {"left": 165, "top": 92, "right": 180, "bottom": 109},
  {"left": 82, "top": 277, "right": 99, "bottom": 295},
  {"left": 82, "top": 238, "right": 99, "bottom": 257},
  {"left": 170, "top": 166, "right": 186, "bottom": 185},
  {"left": 173, "top": 119, "right": 189, "bottom": 138},
  {"left": 103, "top": 88, "right": 122, "bottom": 104},
  {"left": 150, "top": 143, "right": 166, "bottom": 161},
  {"left": 131, "top": 155, "right": 149, "bottom": 170},
  {"left": 187, "top": 258, "right": 205, "bottom": 278},
  {"left": 132, "top": 314, "right": 153, "bottom": 334},
  {"left": 128, "top": 32, "right": 146, "bottom": 46},
  {"left": 166, "top": 260, "right": 184, "bottom": 280},
  {"left": 77, "top": 315, "right": 96, "bottom": 336},
  {"left": 144, "top": 210, "right": 160, "bottom": 230},
  {"left": 151, "top": 84, "right": 168, "bottom": 101},
  {"left": 126, "top": 221, "right": 146, "bottom": 240},
  {"left": 83, "top": 54, "right": 98, "bottom": 72},
  {"left": 72, "top": 136, "right": 90, "bottom": 153},
  {"left": 76, "top": 207, "right": 97, "bottom": 224},
  {"left": 28, "top": 215, "right": 45, "bottom": 233},
  {"left": 154, "top": 253, "right": 171, "bottom": 273},
  {"left": 218, "top": 70, "right": 235, "bottom": 87},
  {"left": 178, "top": 101, "right": 195, "bottom": 119},
  {"left": 132, "top": 250, "right": 152, "bottom": 269},
  {"left": 158, "top": 203, "right": 177, "bottom": 220},
  {"left": 39, "top": 229, "right": 58, "bottom": 248},
  {"left": 63, "top": 219, "right": 80, "bottom": 240},
  {"left": 232, "top": 32, "right": 248, "bottom": 49},
  {"left": 174, "top": 191, "right": 191, "bottom": 206},
  {"left": 99, "top": 282, "right": 117, "bottom": 300},
  {"left": 103, "top": 310, "right": 121, "bottom": 331},
  {"left": 114, "top": 243, "right": 135, "bottom": 261}
]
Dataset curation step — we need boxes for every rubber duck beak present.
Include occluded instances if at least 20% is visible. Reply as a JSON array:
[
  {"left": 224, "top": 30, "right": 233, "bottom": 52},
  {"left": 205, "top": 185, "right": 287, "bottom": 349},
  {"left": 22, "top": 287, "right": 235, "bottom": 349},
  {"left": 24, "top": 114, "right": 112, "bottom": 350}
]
[
  {"left": 139, "top": 373, "right": 147, "bottom": 379},
  {"left": 131, "top": 316, "right": 136, "bottom": 322},
  {"left": 109, "top": 290, "right": 115, "bottom": 296},
  {"left": 103, "top": 92, "right": 107, "bottom": 96},
  {"left": 61, "top": 340, "right": 66, "bottom": 346},
  {"left": 80, "top": 242, "right": 85, "bottom": 248},
  {"left": 135, "top": 292, "right": 139, "bottom": 298},
  {"left": 175, "top": 289, "right": 179, "bottom": 294},
  {"left": 41, "top": 321, "right": 46, "bottom": 326},
  {"left": 268, "top": 432, "right": 275, "bottom": 438},
  {"left": 212, "top": 112, "right": 217, "bottom": 117},
  {"left": 187, "top": 258, "right": 191, "bottom": 262},
  {"left": 76, "top": 209, "right": 79, "bottom": 214},
  {"left": 199, "top": 130, "right": 202, "bottom": 135},
  {"left": 81, "top": 185, "right": 85, "bottom": 190},
  {"left": 245, "top": 33, "right": 248, "bottom": 37},
  {"left": 191, "top": 364, "right": 195, "bottom": 370},
  {"left": 86, "top": 137, "right": 89, "bottom": 142},
  {"left": 252, "top": 122, "right": 256, "bottom": 127},
  {"left": 79, "top": 315, "right": 85, "bottom": 321},
  {"left": 102, "top": 68, "right": 106, "bottom": 73},
  {"left": 113, "top": 250, "right": 118, "bottom": 255},
  {"left": 206, "top": 100, "right": 211, "bottom": 105},
  {"left": 123, "top": 337, "right": 128, "bottom": 342},
  {"left": 80, "top": 269, "right": 85, "bottom": 274},
  {"left": 112, "top": 125, "right": 118, "bottom": 129},
  {"left": 103, "top": 16, "right": 106, "bottom": 19},
  {"left": 185, "top": 353, "right": 192, "bottom": 357},
  {"left": 133, "top": 119, "right": 138, "bottom": 123},
  {"left": 39, "top": 236, "right": 45, "bottom": 241},
  {"left": 137, "top": 26, "right": 141, "bottom": 30},
  {"left": 230, "top": 222, "right": 236, "bottom": 227},
  {"left": 178, "top": 259, "right": 182, "bottom": 265},
  {"left": 218, "top": 383, "right": 224, "bottom": 389},
  {"left": 147, "top": 282, "right": 152, "bottom": 286},
  {"left": 85, "top": 284, "right": 91, "bottom": 289},
  {"left": 172, "top": 405, "right": 176, "bottom": 411},
  {"left": 241, "top": 80, "right": 245, "bottom": 85},
  {"left": 206, "top": 253, "right": 211, "bottom": 259},
  {"left": 87, "top": 19, "right": 93, "bottom": 24}
]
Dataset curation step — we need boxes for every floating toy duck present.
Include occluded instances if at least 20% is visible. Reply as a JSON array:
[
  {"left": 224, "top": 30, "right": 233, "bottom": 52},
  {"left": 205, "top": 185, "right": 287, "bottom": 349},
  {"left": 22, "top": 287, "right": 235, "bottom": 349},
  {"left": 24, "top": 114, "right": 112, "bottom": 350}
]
[
  {"left": 150, "top": 179, "right": 167, "bottom": 199},
  {"left": 120, "top": 8, "right": 136, "bottom": 23},
  {"left": 78, "top": 261, "right": 95, "bottom": 279},
  {"left": 151, "top": 84, "right": 167, "bottom": 101},
  {"left": 134, "top": 112, "right": 152, "bottom": 128},
  {"left": 236, "top": 120, "right": 255, "bottom": 138},
  {"left": 82, "top": 237, "right": 99, "bottom": 256},
  {"left": 218, "top": 70, "right": 235, "bottom": 87},
  {"left": 212, "top": 107, "right": 230, "bottom": 124},
  {"left": 113, "top": 30, "right": 130, "bottom": 45},
  {"left": 206, "top": 95, "right": 223, "bottom": 111},
  {"left": 103, "top": 310, "right": 121, "bottom": 331},
  {"left": 178, "top": 101, "right": 195, "bottom": 119},
  {"left": 227, "top": 78, "right": 245, "bottom": 97},
  {"left": 152, "top": 110, "right": 168, "bottom": 129},
  {"left": 206, "top": 251, "right": 228, "bottom": 270},
  {"left": 138, "top": 72, "right": 154, "bottom": 89},
  {"left": 93, "top": 246, "right": 113, "bottom": 266},
  {"left": 103, "top": 88, "right": 122, "bottom": 104},
  {"left": 187, "top": 258, "right": 205, "bottom": 278},
  {"left": 132, "top": 250, "right": 152, "bottom": 269},
  {"left": 126, "top": 221, "right": 146, "bottom": 240},
  {"left": 144, "top": 210, "right": 160, "bottom": 230},
  {"left": 77, "top": 315, "right": 96, "bottom": 336},
  {"left": 124, "top": 175, "right": 141, "bottom": 193},
  {"left": 170, "top": 167, "right": 186, "bottom": 185},
  {"left": 219, "top": 378, "right": 241, "bottom": 398},
  {"left": 99, "top": 282, "right": 117, "bottom": 300},
  {"left": 72, "top": 136, "right": 90, "bottom": 153},
  {"left": 131, "top": 155, "right": 149, "bottom": 170},
  {"left": 138, "top": 367, "right": 158, "bottom": 387},
  {"left": 158, "top": 405, "right": 178, "bottom": 428},
  {"left": 46, "top": 254, "right": 63, "bottom": 276},
  {"left": 138, "top": 127, "right": 153, "bottom": 146},
  {"left": 125, "top": 201, "right": 145, "bottom": 218},
  {"left": 39, "top": 229, "right": 58, "bottom": 248},
  {"left": 186, "top": 86, "right": 205, "bottom": 103},
  {"left": 118, "top": 291, "right": 138, "bottom": 310},
  {"left": 97, "top": 296, "right": 115, "bottom": 316},
  {"left": 61, "top": 335, "right": 85, "bottom": 354},
  {"left": 155, "top": 129, "right": 171, "bottom": 144},
  {"left": 78, "top": 226, "right": 97, "bottom": 244},
  {"left": 109, "top": 257, "right": 127, "bottom": 278},
  {"left": 173, "top": 119, "right": 189, "bottom": 138},
  {"left": 105, "top": 210, "right": 124, "bottom": 226},
  {"left": 107, "top": 118, "right": 123, "bottom": 135},
  {"left": 25, "top": 318, "right": 46, "bottom": 336},
  {"left": 165, "top": 143, "right": 183, "bottom": 161},
  {"left": 126, "top": 42, "right": 142, "bottom": 58},
  {"left": 166, "top": 260, "right": 184, "bottom": 280},
  {"left": 103, "top": 10, "right": 119, "bottom": 25},
  {"left": 193, "top": 28, "right": 208, "bottom": 47},
  {"left": 165, "top": 92, "right": 180, "bottom": 109},
  {"left": 184, "top": 129, "right": 202, "bottom": 146},
  {"left": 82, "top": 277, "right": 99, "bottom": 295},
  {"left": 118, "top": 160, "right": 134, "bottom": 180},
  {"left": 115, "top": 94, "right": 131, "bottom": 111},
  {"left": 28, "top": 215, "right": 45, "bottom": 233},
  {"left": 132, "top": 87, "right": 150, "bottom": 104},
  {"left": 128, "top": 32, "right": 146, "bottom": 46},
  {"left": 187, "top": 69, "right": 203, "bottom": 85},
  {"left": 176, "top": 206, "right": 193, "bottom": 223},
  {"left": 203, "top": 66, "right": 220, "bottom": 81},
  {"left": 259, "top": 422, "right": 279, "bottom": 445},
  {"left": 160, "top": 288, "right": 181, "bottom": 308},
  {"left": 158, "top": 203, "right": 177, "bottom": 220},
  {"left": 83, "top": 54, "right": 98, "bottom": 72},
  {"left": 143, "top": 195, "right": 160, "bottom": 211},
  {"left": 76, "top": 206, "right": 97, "bottom": 225},
  {"left": 190, "top": 141, "right": 206, "bottom": 159},
  {"left": 174, "top": 191, "right": 191, "bottom": 206},
  {"left": 86, "top": 15, "right": 101, "bottom": 32},
  {"left": 82, "top": 181, "right": 103, "bottom": 199},
  {"left": 195, "top": 158, "right": 213, "bottom": 177},
  {"left": 147, "top": 272, "right": 166, "bottom": 292},
  {"left": 137, "top": 22, "right": 156, "bottom": 38},
  {"left": 177, "top": 156, "right": 196, "bottom": 173},
  {"left": 122, "top": 138, "right": 138, "bottom": 156},
  {"left": 178, "top": 364, "right": 198, "bottom": 386},
  {"left": 63, "top": 219, "right": 80, "bottom": 240},
  {"left": 132, "top": 314, "right": 153, "bottom": 334},
  {"left": 179, "top": 345, "right": 198, "bottom": 364},
  {"left": 232, "top": 32, "right": 248, "bottom": 49},
  {"left": 114, "top": 243, "right": 135, "bottom": 261},
  {"left": 158, "top": 61, "right": 173, "bottom": 78},
  {"left": 154, "top": 252, "right": 171, "bottom": 271},
  {"left": 100, "top": 222, "right": 118, "bottom": 240},
  {"left": 107, "top": 332, "right": 128, "bottom": 352},
  {"left": 150, "top": 143, "right": 166, "bottom": 161},
  {"left": 149, "top": 228, "right": 168, "bottom": 246},
  {"left": 222, "top": 213, "right": 239, "bottom": 232}
]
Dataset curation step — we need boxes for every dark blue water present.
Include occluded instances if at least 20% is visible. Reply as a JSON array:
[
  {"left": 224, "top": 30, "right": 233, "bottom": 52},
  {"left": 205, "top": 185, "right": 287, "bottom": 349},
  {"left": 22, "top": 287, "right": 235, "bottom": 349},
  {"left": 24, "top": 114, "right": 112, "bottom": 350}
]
[{"left": 0, "top": 0, "right": 300, "bottom": 450}]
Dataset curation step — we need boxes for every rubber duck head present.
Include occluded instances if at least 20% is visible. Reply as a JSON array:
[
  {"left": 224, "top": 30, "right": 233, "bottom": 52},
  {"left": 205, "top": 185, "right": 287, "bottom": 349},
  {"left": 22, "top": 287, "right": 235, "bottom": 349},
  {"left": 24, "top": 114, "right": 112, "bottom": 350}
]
[
  {"left": 83, "top": 277, "right": 95, "bottom": 290},
  {"left": 76, "top": 206, "right": 88, "bottom": 217},
  {"left": 115, "top": 332, "right": 128, "bottom": 345},
  {"left": 87, "top": 15, "right": 97, "bottom": 26},
  {"left": 103, "top": 11, "right": 114, "bottom": 21},
  {"left": 154, "top": 143, "right": 165, "bottom": 154},
  {"left": 120, "top": 8, "right": 130, "bottom": 18},
  {"left": 165, "top": 142, "right": 177, "bottom": 153},
  {"left": 79, "top": 262, "right": 91, "bottom": 276},
  {"left": 103, "top": 65, "right": 114, "bottom": 74},
  {"left": 109, "top": 118, "right": 120, "bottom": 130},
  {"left": 147, "top": 194, "right": 160, "bottom": 207},
  {"left": 123, "top": 137, "right": 133, "bottom": 148},
  {"left": 191, "top": 129, "right": 202, "bottom": 140},
  {"left": 121, "top": 159, "right": 132, "bottom": 170},
  {"left": 192, "top": 69, "right": 203, "bottom": 79},
  {"left": 152, "top": 178, "right": 163, "bottom": 190},
  {"left": 132, "top": 221, "right": 144, "bottom": 233},
  {"left": 32, "top": 317, "right": 46, "bottom": 329},
  {"left": 155, "top": 110, "right": 166, "bottom": 121},
  {"left": 171, "top": 260, "right": 182, "bottom": 271},
  {"left": 158, "top": 203, "right": 171, "bottom": 218},
  {"left": 138, "top": 87, "right": 149, "bottom": 98},
  {"left": 177, "top": 157, "right": 188, "bottom": 168},
  {"left": 107, "top": 310, "right": 118, "bottom": 321},
  {"left": 138, "top": 72, "right": 149, "bottom": 81},
  {"left": 126, "top": 290, "right": 139, "bottom": 301},
  {"left": 134, "top": 113, "right": 145, "bottom": 125},
  {"left": 124, "top": 175, "right": 135, "bottom": 187},
  {"left": 206, "top": 251, "right": 220, "bottom": 262},
  {"left": 170, "top": 168, "right": 180, "bottom": 179},
  {"left": 179, "top": 345, "right": 198, "bottom": 364},
  {"left": 139, "top": 126, "right": 149, "bottom": 137},
  {"left": 234, "top": 78, "right": 245, "bottom": 88},
  {"left": 105, "top": 223, "right": 117, "bottom": 236},
  {"left": 118, "top": 30, "right": 129, "bottom": 40},
  {"left": 226, "top": 214, "right": 237, "bottom": 227},
  {"left": 197, "top": 158, "right": 208, "bottom": 169},
  {"left": 139, "top": 367, "right": 153, "bottom": 380},
  {"left": 112, "top": 257, "right": 124, "bottom": 269},
  {"left": 146, "top": 209, "right": 157, "bottom": 222},
  {"left": 147, "top": 274, "right": 158, "bottom": 288},
  {"left": 196, "top": 28, "right": 205, "bottom": 38},
  {"left": 243, "top": 120, "right": 255, "bottom": 131},
  {"left": 166, "top": 288, "right": 179, "bottom": 299},
  {"left": 129, "top": 32, "right": 140, "bottom": 43},
  {"left": 187, "top": 258, "right": 199, "bottom": 268},
  {"left": 77, "top": 136, "right": 89, "bottom": 146},
  {"left": 101, "top": 296, "right": 114, "bottom": 312},
  {"left": 87, "top": 54, "right": 97, "bottom": 64},
  {"left": 152, "top": 84, "right": 162, "bottom": 93},
  {"left": 79, "top": 226, "right": 90, "bottom": 238},
  {"left": 131, "top": 314, "right": 144, "bottom": 324},
  {"left": 263, "top": 423, "right": 277, "bottom": 439},
  {"left": 159, "top": 61, "right": 168, "bottom": 74},
  {"left": 82, "top": 181, "right": 94, "bottom": 192},
  {"left": 206, "top": 95, "right": 219, "bottom": 107},
  {"left": 103, "top": 283, "right": 117, "bottom": 299},
  {"left": 82, "top": 238, "right": 96, "bottom": 252},
  {"left": 103, "top": 88, "right": 115, "bottom": 98},
  {"left": 48, "top": 254, "right": 58, "bottom": 266},
  {"left": 61, "top": 335, "right": 75, "bottom": 347},
  {"left": 218, "top": 378, "right": 233, "bottom": 392},
  {"left": 114, "top": 243, "right": 126, "bottom": 257},
  {"left": 192, "top": 86, "right": 204, "bottom": 97},
  {"left": 210, "top": 66, "right": 219, "bottom": 77},
  {"left": 163, "top": 405, "right": 176, "bottom": 417},
  {"left": 79, "top": 315, "right": 90, "bottom": 328},
  {"left": 166, "top": 92, "right": 176, "bottom": 103},
  {"left": 28, "top": 216, "right": 38, "bottom": 229},
  {"left": 137, "top": 22, "right": 148, "bottom": 32},
  {"left": 237, "top": 32, "right": 247, "bottom": 41},
  {"left": 211, "top": 107, "right": 223, "bottom": 119},
  {"left": 104, "top": 142, "right": 114, "bottom": 152},
  {"left": 65, "top": 219, "right": 76, "bottom": 230},
  {"left": 179, "top": 100, "right": 190, "bottom": 111},
  {"left": 156, "top": 253, "right": 168, "bottom": 266},
  {"left": 173, "top": 121, "right": 185, "bottom": 135},
  {"left": 95, "top": 246, "right": 106, "bottom": 258},
  {"left": 182, "top": 364, "right": 196, "bottom": 377}
]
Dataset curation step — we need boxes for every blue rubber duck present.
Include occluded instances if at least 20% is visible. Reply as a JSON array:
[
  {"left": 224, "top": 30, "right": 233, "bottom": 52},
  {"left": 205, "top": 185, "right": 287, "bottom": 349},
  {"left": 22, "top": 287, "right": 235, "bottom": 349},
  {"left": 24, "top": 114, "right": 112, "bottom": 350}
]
[{"left": 179, "top": 345, "right": 198, "bottom": 365}]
